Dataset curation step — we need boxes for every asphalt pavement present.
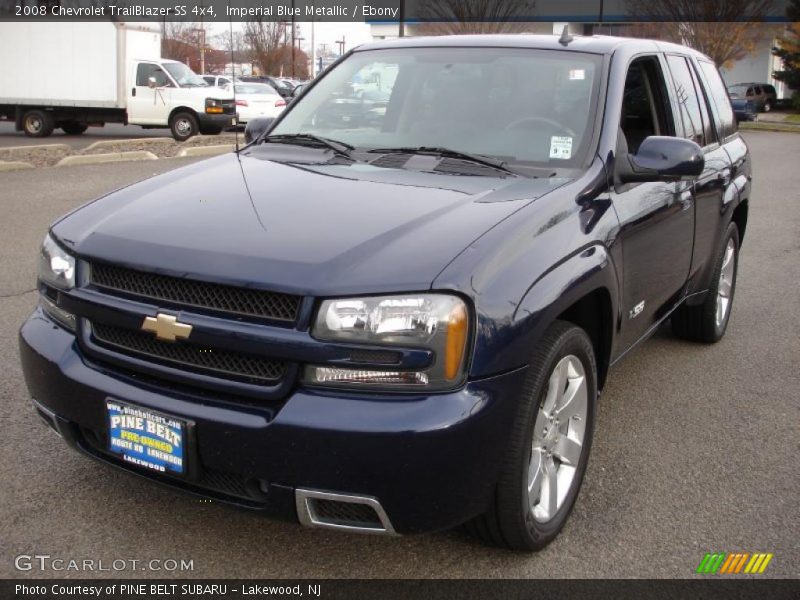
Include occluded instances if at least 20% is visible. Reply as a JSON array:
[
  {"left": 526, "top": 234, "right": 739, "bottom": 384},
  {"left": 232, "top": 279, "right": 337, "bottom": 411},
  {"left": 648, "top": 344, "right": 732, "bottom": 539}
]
[
  {"left": 0, "top": 121, "right": 176, "bottom": 149},
  {"left": 0, "top": 133, "right": 798, "bottom": 579}
]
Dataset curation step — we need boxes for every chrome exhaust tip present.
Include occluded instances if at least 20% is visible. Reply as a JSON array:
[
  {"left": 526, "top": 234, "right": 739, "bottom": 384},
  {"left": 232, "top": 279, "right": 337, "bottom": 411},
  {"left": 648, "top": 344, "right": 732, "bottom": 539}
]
[{"left": 295, "top": 488, "right": 396, "bottom": 535}]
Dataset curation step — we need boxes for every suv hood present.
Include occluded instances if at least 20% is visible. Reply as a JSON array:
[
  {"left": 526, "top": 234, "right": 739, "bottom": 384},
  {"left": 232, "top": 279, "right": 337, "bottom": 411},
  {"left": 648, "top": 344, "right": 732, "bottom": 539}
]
[{"left": 53, "top": 151, "right": 569, "bottom": 296}]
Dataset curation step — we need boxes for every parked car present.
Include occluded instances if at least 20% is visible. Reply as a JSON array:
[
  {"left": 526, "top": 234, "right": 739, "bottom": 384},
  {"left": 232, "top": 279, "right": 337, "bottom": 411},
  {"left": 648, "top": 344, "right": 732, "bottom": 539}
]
[
  {"left": 202, "top": 75, "right": 238, "bottom": 88},
  {"left": 239, "top": 76, "right": 294, "bottom": 99},
  {"left": 21, "top": 34, "right": 750, "bottom": 552},
  {"left": 730, "top": 97, "right": 758, "bottom": 122},
  {"left": 727, "top": 83, "right": 777, "bottom": 112},
  {"left": 224, "top": 83, "right": 286, "bottom": 124}
]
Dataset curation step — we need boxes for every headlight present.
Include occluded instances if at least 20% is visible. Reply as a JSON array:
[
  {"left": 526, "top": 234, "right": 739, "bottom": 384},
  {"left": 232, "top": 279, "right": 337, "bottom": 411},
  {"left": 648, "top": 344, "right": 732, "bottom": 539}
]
[
  {"left": 307, "top": 294, "right": 470, "bottom": 390},
  {"left": 39, "top": 233, "right": 75, "bottom": 289},
  {"left": 205, "top": 98, "right": 223, "bottom": 114}
]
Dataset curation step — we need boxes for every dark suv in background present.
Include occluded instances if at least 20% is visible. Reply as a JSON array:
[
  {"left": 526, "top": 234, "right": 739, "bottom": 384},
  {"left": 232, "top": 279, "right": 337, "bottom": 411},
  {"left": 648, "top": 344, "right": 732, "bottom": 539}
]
[
  {"left": 21, "top": 34, "right": 750, "bottom": 551},
  {"left": 727, "top": 82, "right": 778, "bottom": 113}
]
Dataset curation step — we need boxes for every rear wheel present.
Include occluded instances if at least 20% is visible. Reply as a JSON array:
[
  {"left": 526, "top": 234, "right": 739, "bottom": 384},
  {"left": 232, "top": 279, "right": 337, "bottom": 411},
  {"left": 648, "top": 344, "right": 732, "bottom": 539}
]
[
  {"left": 61, "top": 121, "right": 88, "bottom": 135},
  {"left": 465, "top": 320, "right": 597, "bottom": 551},
  {"left": 169, "top": 111, "right": 198, "bottom": 141},
  {"left": 763, "top": 100, "right": 773, "bottom": 112},
  {"left": 22, "top": 110, "right": 54, "bottom": 138},
  {"left": 672, "top": 222, "right": 739, "bottom": 343}
]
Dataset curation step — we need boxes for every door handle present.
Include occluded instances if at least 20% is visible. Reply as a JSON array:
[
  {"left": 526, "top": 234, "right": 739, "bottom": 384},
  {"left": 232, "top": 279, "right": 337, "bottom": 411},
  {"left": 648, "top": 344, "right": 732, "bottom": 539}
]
[{"left": 132, "top": 88, "right": 136, "bottom": 97}]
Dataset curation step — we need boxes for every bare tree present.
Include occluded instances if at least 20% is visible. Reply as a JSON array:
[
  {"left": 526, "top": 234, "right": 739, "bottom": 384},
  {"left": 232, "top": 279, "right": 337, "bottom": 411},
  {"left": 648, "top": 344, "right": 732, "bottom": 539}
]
[
  {"left": 415, "top": 0, "right": 537, "bottom": 35},
  {"left": 624, "top": 0, "right": 775, "bottom": 68},
  {"left": 160, "top": 21, "right": 199, "bottom": 63},
  {"left": 243, "top": 20, "right": 285, "bottom": 75}
]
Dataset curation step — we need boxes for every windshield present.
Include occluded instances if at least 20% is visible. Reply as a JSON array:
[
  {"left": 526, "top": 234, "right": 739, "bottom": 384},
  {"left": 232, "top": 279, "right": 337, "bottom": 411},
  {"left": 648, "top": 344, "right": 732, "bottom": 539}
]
[
  {"left": 728, "top": 85, "right": 749, "bottom": 97},
  {"left": 163, "top": 62, "right": 208, "bottom": 87},
  {"left": 272, "top": 47, "right": 603, "bottom": 168}
]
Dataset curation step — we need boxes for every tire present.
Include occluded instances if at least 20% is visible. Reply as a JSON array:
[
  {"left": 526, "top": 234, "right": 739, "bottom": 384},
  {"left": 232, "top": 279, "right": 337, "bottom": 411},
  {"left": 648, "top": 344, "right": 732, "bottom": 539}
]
[
  {"left": 672, "top": 222, "right": 739, "bottom": 343},
  {"left": 465, "top": 320, "right": 597, "bottom": 551},
  {"left": 763, "top": 101, "right": 772, "bottom": 113},
  {"left": 169, "top": 111, "right": 198, "bottom": 142},
  {"left": 22, "top": 110, "right": 54, "bottom": 138},
  {"left": 61, "top": 122, "right": 88, "bottom": 135}
]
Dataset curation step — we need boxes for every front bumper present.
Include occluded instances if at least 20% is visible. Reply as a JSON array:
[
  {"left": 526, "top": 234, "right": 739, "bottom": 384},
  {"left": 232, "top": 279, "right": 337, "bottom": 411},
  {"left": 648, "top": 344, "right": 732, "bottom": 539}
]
[
  {"left": 19, "top": 307, "right": 527, "bottom": 534},
  {"left": 198, "top": 112, "right": 237, "bottom": 129}
]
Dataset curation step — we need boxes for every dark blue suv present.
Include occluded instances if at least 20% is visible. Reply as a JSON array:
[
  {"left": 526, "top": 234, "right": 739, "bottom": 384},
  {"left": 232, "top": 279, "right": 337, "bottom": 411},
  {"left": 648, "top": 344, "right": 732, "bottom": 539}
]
[{"left": 20, "top": 34, "right": 750, "bottom": 551}]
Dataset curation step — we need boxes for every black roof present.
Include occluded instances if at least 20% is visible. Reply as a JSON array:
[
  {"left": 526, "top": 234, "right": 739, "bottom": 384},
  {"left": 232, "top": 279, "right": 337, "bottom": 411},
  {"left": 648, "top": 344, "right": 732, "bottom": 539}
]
[{"left": 356, "top": 34, "right": 709, "bottom": 61}]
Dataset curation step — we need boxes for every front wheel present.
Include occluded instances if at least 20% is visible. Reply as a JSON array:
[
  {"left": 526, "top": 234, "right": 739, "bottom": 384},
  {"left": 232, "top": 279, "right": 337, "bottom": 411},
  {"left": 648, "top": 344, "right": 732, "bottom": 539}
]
[
  {"left": 672, "top": 222, "right": 739, "bottom": 343},
  {"left": 169, "top": 111, "right": 198, "bottom": 142},
  {"left": 465, "top": 320, "right": 597, "bottom": 551}
]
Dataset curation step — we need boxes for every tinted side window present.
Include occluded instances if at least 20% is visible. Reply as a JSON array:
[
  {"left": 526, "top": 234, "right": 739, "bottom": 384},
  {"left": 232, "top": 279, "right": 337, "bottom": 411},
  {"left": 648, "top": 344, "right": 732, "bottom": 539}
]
[
  {"left": 697, "top": 60, "right": 736, "bottom": 139},
  {"left": 688, "top": 62, "right": 716, "bottom": 145},
  {"left": 666, "top": 55, "right": 706, "bottom": 146}
]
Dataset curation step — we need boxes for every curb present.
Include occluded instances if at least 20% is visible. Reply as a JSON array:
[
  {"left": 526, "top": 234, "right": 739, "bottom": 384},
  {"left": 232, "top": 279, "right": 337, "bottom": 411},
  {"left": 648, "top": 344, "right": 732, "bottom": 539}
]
[
  {"left": 81, "top": 138, "right": 174, "bottom": 153},
  {"left": 739, "top": 122, "right": 800, "bottom": 134},
  {"left": 0, "top": 160, "right": 35, "bottom": 171},
  {"left": 56, "top": 151, "right": 159, "bottom": 167},
  {"left": 176, "top": 144, "right": 235, "bottom": 158}
]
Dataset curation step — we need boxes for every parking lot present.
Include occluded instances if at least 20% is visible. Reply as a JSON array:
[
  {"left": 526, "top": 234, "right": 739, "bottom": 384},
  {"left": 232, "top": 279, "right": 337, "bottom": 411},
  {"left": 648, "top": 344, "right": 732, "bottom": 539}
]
[
  {"left": 0, "top": 131, "right": 797, "bottom": 578},
  {"left": 0, "top": 121, "right": 176, "bottom": 150}
]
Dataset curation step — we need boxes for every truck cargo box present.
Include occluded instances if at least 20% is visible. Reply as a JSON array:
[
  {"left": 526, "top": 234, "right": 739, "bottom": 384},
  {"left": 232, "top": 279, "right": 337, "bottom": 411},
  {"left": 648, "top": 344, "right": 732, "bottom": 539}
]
[{"left": 0, "top": 22, "right": 161, "bottom": 109}]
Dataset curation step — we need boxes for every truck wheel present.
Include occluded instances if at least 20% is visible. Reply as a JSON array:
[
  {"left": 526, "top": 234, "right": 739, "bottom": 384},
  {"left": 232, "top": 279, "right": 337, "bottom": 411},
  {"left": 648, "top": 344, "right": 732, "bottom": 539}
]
[
  {"left": 169, "top": 112, "right": 198, "bottom": 142},
  {"left": 672, "top": 222, "right": 739, "bottom": 343},
  {"left": 61, "top": 122, "right": 88, "bottom": 135},
  {"left": 22, "top": 110, "right": 54, "bottom": 138},
  {"left": 199, "top": 125, "right": 223, "bottom": 135},
  {"left": 763, "top": 101, "right": 772, "bottom": 112},
  {"left": 465, "top": 320, "right": 596, "bottom": 551}
]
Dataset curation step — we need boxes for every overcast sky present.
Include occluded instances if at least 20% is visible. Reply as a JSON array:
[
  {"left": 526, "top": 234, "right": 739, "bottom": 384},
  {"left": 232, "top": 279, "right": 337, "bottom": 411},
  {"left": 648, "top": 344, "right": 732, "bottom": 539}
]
[{"left": 207, "top": 21, "right": 373, "bottom": 56}]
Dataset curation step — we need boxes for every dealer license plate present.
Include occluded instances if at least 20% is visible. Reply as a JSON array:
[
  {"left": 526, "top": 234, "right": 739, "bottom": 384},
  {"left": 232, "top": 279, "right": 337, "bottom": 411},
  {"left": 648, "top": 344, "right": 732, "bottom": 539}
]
[{"left": 106, "top": 400, "right": 186, "bottom": 475}]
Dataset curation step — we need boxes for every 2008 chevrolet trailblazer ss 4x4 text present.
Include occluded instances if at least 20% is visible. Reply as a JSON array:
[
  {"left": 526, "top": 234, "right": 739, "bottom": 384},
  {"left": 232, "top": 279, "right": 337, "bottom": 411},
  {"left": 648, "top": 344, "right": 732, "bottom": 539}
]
[{"left": 20, "top": 34, "right": 751, "bottom": 550}]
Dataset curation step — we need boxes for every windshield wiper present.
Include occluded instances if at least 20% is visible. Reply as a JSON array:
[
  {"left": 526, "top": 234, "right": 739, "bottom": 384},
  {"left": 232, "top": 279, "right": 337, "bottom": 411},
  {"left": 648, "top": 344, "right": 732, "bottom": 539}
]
[
  {"left": 264, "top": 133, "right": 354, "bottom": 160},
  {"left": 368, "top": 146, "right": 517, "bottom": 175}
]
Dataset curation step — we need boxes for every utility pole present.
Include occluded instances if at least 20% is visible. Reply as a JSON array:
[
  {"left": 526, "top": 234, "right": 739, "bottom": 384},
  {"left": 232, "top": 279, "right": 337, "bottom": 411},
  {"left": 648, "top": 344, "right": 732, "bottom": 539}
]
[
  {"left": 336, "top": 36, "right": 345, "bottom": 55},
  {"left": 398, "top": 0, "right": 405, "bottom": 37},
  {"left": 310, "top": 5, "right": 316, "bottom": 78},
  {"left": 291, "top": 0, "right": 296, "bottom": 78}
]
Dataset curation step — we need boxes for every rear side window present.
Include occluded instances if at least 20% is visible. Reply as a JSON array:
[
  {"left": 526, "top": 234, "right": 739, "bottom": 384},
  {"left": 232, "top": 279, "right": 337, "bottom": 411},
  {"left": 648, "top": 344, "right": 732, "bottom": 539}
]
[
  {"left": 666, "top": 55, "right": 707, "bottom": 147},
  {"left": 697, "top": 60, "right": 737, "bottom": 139}
]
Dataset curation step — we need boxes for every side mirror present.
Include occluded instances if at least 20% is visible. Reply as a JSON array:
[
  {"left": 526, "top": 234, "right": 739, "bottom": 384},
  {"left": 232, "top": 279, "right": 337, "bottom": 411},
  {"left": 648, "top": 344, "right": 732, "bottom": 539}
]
[
  {"left": 244, "top": 117, "right": 275, "bottom": 144},
  {"left": 618, "top": 136, "right": 704, "bottom": 184},
  {"left": 148, "top": 76, "right": 158, "bottom": 89}
]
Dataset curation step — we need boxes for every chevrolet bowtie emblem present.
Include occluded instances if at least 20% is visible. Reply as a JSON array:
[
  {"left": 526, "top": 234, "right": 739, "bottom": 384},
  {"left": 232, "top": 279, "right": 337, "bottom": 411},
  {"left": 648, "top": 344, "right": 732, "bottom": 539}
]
[{"left": 141, "top": 313, "right": 192, "bottom": 342}]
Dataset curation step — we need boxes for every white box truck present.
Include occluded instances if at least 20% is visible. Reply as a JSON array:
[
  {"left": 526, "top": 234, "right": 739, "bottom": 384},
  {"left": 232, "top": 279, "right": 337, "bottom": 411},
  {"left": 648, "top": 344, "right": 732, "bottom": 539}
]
[{"left": 0, "top": 22, "right": 236, "bottom": 141}]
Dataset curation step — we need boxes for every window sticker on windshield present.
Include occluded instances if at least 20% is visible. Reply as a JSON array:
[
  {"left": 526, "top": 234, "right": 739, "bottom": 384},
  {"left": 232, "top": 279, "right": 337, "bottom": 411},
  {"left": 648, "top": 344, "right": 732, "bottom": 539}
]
[
  {"left": 569, "top": 69, "right": 586, "bottom": 81},
  {"left": 550, "top": 136, "right": 573, "bottom": 160}
]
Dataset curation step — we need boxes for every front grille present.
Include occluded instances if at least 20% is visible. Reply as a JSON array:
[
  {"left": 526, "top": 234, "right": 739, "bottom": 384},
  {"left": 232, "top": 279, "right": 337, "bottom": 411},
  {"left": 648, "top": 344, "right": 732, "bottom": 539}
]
[
  {"left": 92, "top": 323, "right": 285, "bottom": 385},
  {"left": 90, "top": 263, "right": 301, "bottom": 323}
]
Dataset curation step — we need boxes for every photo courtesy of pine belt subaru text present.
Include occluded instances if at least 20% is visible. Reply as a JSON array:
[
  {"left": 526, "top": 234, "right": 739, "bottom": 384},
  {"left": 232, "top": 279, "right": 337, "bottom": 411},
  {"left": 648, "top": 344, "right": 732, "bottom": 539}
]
[{"left": 20, "top": 33, "right": 751, "bottom": 551}]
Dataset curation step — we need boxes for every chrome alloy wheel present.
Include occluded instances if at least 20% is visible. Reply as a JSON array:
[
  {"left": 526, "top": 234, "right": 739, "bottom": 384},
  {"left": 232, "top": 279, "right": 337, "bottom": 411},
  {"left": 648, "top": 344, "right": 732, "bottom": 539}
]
[
  {"left": 716, "top": 238, "right": 736, "bottom": 328},
  {"left": 528, "top": 355, "right": 588, "bottom": 523}
]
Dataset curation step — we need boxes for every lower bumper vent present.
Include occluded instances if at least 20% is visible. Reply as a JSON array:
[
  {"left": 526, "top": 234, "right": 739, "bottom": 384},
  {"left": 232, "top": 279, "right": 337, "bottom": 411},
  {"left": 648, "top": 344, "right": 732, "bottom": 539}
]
[{"left": 295, "top": 488, "right": 395, "bottom": 535}]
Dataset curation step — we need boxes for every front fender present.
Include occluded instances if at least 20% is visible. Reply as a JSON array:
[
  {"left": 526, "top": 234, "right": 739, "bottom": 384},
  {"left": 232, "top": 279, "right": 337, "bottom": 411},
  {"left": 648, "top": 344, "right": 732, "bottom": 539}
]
[{"left": 469, "top": 244, "right": 619, "bottom": 379}]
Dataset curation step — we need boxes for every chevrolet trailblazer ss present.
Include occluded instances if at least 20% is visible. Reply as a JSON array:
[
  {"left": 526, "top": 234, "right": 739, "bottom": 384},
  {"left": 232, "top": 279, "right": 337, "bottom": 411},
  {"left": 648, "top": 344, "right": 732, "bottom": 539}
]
[{"left": 20, "top": 34, "right": 750, "bottom": 550}]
